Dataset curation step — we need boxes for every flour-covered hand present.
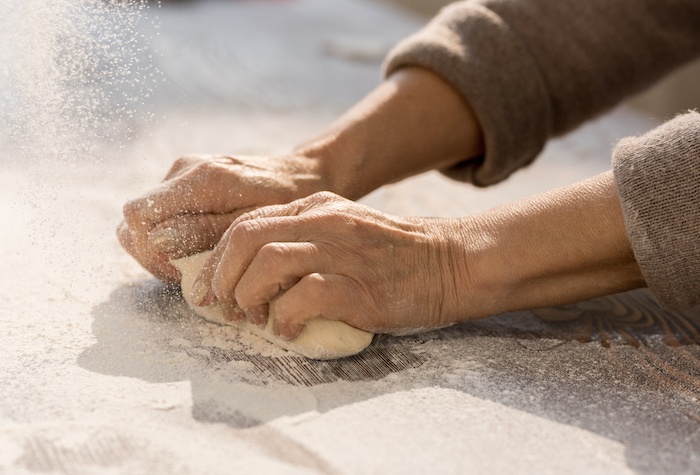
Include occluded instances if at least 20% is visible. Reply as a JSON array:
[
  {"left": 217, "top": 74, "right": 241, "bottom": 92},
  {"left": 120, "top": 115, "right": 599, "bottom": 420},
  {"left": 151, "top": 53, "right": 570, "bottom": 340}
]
[
  {"left": 118, "top": 69, "right": 486, "bottom": 285},
  {"left": 191, "top": 192, "right": 473, "bottom": 338},
  {"left": 118, "top": 154, "right": 327, "bottom": 283}
]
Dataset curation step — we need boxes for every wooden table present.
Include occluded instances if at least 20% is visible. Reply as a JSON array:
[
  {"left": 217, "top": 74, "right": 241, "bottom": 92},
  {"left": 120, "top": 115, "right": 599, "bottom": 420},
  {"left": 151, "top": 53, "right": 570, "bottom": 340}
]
[{"left": 2, "top": 1, "right": 698, "bottom": 474}]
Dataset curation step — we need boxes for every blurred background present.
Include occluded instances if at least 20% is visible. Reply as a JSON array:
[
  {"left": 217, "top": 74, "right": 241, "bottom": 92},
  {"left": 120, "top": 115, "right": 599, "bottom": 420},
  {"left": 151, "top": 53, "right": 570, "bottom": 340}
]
[{"left": 3, "top": 0, "right": 697, "bottom": 169}]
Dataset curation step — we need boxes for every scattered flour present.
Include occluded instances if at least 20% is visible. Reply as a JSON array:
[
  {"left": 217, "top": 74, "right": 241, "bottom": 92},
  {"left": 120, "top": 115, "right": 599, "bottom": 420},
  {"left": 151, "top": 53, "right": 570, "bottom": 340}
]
[
  {"left": 0, "top": 0, "right": 692, "bottom": 473},
  {"left": 1, "top": 0, "right": 161, "bottom": 163},
  {"left": 171, "top": 252, "right": 373, "bottom": 359}
]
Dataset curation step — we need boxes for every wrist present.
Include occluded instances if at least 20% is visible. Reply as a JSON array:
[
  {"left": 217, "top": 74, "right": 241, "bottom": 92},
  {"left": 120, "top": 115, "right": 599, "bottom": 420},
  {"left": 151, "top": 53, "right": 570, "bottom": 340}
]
[
  {"left": 419, "top": 217, "right": 507, "bottom": 325},
  {"left": 294, "top": 67, "right": 485, "bottom": 201},
  {"left": 454, "top": 173, "right": 645, "bottom": 319},
  {"left": 295, "top": 132, "right": 380, "bottom": 201}
]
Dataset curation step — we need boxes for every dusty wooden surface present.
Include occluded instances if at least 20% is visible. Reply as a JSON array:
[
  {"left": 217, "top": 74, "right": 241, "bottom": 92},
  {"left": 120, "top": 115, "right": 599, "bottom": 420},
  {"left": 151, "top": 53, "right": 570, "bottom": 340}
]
[{"left": 2, "top": 1, "right": 699, "bottom": 474}]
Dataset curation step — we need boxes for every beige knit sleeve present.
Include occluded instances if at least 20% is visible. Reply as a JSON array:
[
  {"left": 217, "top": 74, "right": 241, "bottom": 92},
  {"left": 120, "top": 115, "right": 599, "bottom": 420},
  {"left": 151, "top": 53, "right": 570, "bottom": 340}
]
[
  {"left": 384, "top": 0, "right": 700, "bottom": 186},
  {"left": 613, "top": 112, "right": 700, "bottom": 310}
]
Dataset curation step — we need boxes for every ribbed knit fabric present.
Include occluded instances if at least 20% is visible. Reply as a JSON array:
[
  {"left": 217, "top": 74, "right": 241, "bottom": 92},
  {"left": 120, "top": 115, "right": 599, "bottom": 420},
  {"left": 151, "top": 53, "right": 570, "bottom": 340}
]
[
  {"left": 383, "top": 0, "right": 700, "bottom": 308},
  {"left": 613, "top": 112, "right": 700, "bottom": 309},
  {"left": 384, "top": 0, "right": 700, "bottom": 186}
]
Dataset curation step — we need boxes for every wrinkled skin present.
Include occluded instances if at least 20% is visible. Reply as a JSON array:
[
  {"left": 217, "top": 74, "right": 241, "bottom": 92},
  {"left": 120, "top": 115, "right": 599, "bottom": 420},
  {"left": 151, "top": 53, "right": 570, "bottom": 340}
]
[
  {"left": 117, "top": 68, "right": 491, "bottom": 336},
  {"left": 118, "top": 154, "right": 326, "bottom": 283},
  {"left": 118, "top": 67, "right": 485, "bottom": 286},
  {"left": 190, "top": 192, "right": 472, "bottom": 339},
  {"left": 117, "top": 69, "right": 644, "bottom": 336}
]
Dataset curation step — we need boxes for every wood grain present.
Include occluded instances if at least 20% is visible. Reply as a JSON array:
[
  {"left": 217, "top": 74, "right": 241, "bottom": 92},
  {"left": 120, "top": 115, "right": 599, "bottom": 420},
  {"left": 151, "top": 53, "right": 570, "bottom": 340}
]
[{"left": 161, "top": 334, "right": 427, "bottom": 387}]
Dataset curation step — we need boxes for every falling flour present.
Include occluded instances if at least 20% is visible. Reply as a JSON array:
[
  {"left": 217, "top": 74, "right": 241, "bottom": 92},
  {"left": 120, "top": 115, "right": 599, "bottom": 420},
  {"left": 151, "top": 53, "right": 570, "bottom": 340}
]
[
  {"left": 1, "top": 0, "right": 161, "bottom": 163},
  {"left": 171, "top": 251, "right": 374, "bottom": 360}
]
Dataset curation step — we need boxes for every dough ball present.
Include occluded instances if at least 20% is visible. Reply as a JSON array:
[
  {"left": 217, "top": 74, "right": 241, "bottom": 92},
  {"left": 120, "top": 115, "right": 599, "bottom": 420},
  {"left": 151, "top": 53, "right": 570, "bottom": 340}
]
[{"left": 171, "top": 251, "right": 374, "bottom": 360}]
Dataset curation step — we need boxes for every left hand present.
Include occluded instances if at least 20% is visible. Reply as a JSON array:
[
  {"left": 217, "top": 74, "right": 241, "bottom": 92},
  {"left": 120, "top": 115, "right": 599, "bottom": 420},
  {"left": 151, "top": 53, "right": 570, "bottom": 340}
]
[
  {"left": 190, "top": 192, "right": 474, "bottom": 339},
  {"left": 118, "top": 153, "right": 328, "bottom": 283}
]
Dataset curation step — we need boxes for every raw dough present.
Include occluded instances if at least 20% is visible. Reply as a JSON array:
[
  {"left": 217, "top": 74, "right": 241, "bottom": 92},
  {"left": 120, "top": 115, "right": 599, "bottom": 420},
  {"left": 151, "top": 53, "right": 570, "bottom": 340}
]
[{"left": 171, "top": 251, "right": 374, "bottom": 360}]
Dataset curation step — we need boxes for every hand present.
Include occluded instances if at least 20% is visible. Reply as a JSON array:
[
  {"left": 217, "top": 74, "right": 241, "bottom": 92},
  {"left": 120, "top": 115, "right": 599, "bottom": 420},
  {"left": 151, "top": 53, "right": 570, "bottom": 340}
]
[
  {"left": 118, "top": 154, "right": 326, "bottom": 283},
  {"left": 190, "top": 192, "right": 473, "bottom": 338},
  {"left": 190, "top": 173, "right": 646, "bottom": 339},
  {"left": 118, "top": 68, "right": 485, "bottom": 284}
]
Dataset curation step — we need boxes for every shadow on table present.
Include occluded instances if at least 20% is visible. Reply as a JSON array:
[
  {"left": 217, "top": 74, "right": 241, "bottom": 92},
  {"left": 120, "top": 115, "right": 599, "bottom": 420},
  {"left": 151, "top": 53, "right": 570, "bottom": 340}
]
[
  {"left": 432, "top": 289, "right": 700, "bottom": 474},
  {"left": 78, "top": 280, "right": 700, "bottom": 474}
]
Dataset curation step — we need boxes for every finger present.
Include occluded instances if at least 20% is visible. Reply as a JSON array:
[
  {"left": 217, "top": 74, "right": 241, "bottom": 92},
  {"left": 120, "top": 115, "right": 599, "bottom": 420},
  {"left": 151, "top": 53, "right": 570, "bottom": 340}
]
[
  {"left": 229, "top": 191, "right": 341, "bottom": 225},
  {"left": 188, "top": 203, "right": 306, "bottom": 315},
  {"left": 272, "top": 273, "right": 364, "bottom": 340},
  {"left": 192, "top": 194, "right": 341, "bottom": 309},
  {"left": 162, "top": 154, "right": 260, "bottom": 184},
  {"left": 123, "top": 160, "right": 247, "bottom": 226},
  {"left": 162, "top": 155, "right": 208, "bottom": 181},
  {"left": 122, "top": 164, "right": 245, "bottom": 282},
  {"left": 123, "top": 180, "right": 203, "bottom": 228},
  {"left": 206, "top": 215, "right": 321, "bottom": 306},
  {"left": 192, "top": 199, "right": 314, "bottom": 305},
  {"left": 117, "top": 220, "right": 137, "bottom": 256},
  {"left": 121, "top": 185, "right": 182, "bottom": 284},
  {"left": 149, "top": 208, "right": 255, "bottom": 258},
  {"left": 116, "top": 221, "right": 181, "bottom": 283},
  {"left": 192, "top": 216, "right": 302, "bottom": 316},
  {"left": 235, "top": 242, "right": 328, "bottom": 325}
]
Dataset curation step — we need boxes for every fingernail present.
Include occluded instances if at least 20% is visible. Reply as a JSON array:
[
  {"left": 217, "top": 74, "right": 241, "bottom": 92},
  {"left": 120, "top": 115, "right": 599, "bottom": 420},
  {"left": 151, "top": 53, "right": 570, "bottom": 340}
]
[
  {"left": 233, "top": 307, "right": 246, "bottom": 322},
  {"left": 247, "top": 309, "right": 267, "bottom": 328},
  {"left": 151, "top": 228, "right": 181, "bottom": 253},
  {"left": 190, "top": 280, "right": 210, "bottom": 306},
  {"left": 272, "top": 320, "right": 293, "bottom": 340}
]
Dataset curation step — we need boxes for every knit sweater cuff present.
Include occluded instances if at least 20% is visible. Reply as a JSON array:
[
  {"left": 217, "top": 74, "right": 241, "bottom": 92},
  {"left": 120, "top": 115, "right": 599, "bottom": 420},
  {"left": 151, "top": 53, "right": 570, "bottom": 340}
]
[
  {"left": 613, "top": 112, "right": 700, "bottom": 310},
  {"left": 383, "top": 2, "right": 552, "bottom": 186}
]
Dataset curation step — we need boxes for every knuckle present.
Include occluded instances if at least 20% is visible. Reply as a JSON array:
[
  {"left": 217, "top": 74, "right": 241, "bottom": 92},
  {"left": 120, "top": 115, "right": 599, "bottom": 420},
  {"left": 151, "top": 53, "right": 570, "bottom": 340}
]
[
  {"left": 180, "top": 154, "right": 207, "bottom": 164},
  {"left": 258, "top": 243, "right": 290, "bottom": 267},
  {"left": 122, "top": 199, "right": 143, "bottom": 219},
  {"left": 167, "top": 156, "right": 198, "bottom": 177},
  {"left": 190, "top": 160, "right": 215, "bottom": 177},
  {"left": 172, "top": 156, "right": 190, "bottom": 169},
  {"left": 311, "top": 191, "right": 338, "bottom": 202},
  {"left": 317, "top": 210, "right": 350, "bottom": 228},
  {"left": 237, "top": 207, "right": 266, "bottom": 222},
  {"left": 302, "top": 273, "right": 326, "bottom": 293},
  {"left": 230, "top": 218, "right": 265, "bottom": 242},
  {"left": 296, "top": 191, "right": 330, "bottom": 209}
]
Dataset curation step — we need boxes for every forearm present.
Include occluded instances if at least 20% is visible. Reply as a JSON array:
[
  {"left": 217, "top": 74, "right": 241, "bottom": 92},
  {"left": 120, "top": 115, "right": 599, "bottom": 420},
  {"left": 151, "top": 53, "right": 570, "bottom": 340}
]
[
  {"left": 385, "top": 0, "right": 700, "bottom": 187},
  {"left": 119, "top": 68, "right": 482, "bottom": 282},
  {"left": 455, "top": 171, "right": 645, "bottom": 320},
  {"left": 296, "top": 67, "right": 484, "bottom": 200}
]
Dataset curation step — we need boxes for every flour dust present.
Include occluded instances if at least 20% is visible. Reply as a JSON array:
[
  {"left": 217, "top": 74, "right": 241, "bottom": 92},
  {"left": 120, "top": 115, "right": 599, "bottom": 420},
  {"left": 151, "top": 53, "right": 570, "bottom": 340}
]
[
  {"left": 0, "top": 0, "right": 164, "bottom": 299},
  {"left": 0, "top": 0, "right": 162, "bottom": 166}
]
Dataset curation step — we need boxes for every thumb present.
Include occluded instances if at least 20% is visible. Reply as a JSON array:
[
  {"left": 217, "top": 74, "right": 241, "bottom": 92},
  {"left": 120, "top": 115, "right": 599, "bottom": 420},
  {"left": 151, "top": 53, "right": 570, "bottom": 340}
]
[
  {"left": 271, "top": 273, "right": 366, "bottom": 340},
  {"left": 149, "top": 208, "right": 254, "bottom": 258}
]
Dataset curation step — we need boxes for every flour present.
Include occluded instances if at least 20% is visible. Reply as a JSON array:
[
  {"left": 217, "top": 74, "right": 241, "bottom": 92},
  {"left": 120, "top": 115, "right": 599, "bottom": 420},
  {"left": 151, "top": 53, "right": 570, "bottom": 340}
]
[
  {"left": 190, "top": 317, "right": 290, "bottom": 358},
  {"left": 227, "top": 360, "right": 255, "bottom": 371},
  {"left": 236, "top": 329, "right": 292, "bottom": 358},
  {"left": 1, "top": 0, "right": 161, "bottom": 164},
  {"left": 171, "top": 251, "right": 374, "bottom": 359},
  {"left": 1, "top": 0, "right": 693, "bottom": 473}
]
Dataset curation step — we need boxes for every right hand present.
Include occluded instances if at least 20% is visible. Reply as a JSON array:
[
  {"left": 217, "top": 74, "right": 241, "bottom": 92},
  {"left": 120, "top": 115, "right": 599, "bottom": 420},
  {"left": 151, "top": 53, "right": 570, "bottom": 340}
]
[
  {"left": 190, "top": 192, "right": 476, "bottom": 338},
  {"left": 118, "top": 153, "right": 327, "bottom": 283}
]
